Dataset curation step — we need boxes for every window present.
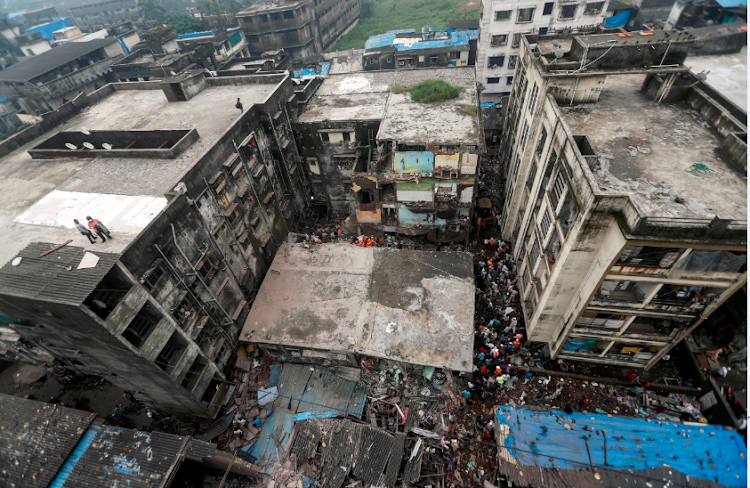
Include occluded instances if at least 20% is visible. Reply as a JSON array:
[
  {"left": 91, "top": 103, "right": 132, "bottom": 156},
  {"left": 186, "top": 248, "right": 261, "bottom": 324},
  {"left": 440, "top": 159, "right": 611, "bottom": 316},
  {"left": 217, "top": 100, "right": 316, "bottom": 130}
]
[
  {"left": 509, "top": 55, "right": 518, "bottom": 68},
  {"left": 487, "top": 77, "right": 500, "bottom": 84},
  {"left": 517, "top": 7, "right": 535, "bottom": 22},
  {"left": 283, "top": 10, "right": 294, "bottom": 18},
  {"left": 520, "top": 120, "right": 529, "bottom": 150},
  {"left": 585, "top": 1, "right": 604, "bottom": 13},
  {"left": 528, "top": 83, "right": 539, "bottom": 113},
  {"left": 247, "top": 34, "right": 260, "bottom": 41},
  {"left": 320, "top": 132, "right": 329, "bottom": 142},
  {"left": 270, "top": 12, "right": 281, "bottom": 20},
  {"left": 343, "top": 131, "right": 350, "bottom": 142},
  {"left": 369, "top": 58, "right": 376, "bottom": 64},
  {"left": 495, "top": 10, "right": 511, "bottom": 20},
  {"left": 538, "top": 27, "right": 548, "bottom": 35},
  {"left": 430, "top": 55, "right": 439, "bottom": 64},
  {"left": 387, "top": 56, "right": 392, "bottom": 62},
  {"left": 560, "top": 4, "right": 577, "bottom": 18},
  {"left": 507, "top": 76, "right": 514, "bottom": 84},
  {"left": 260, "top": 14, "right": 268, "bottom": 21},
  {"left": 511, "top": 153, "right": 521, "bottom": 177},
  {"left": 549, "top": 170, "right": 567, "bottom": 207},
  {"left": 540, "top": 207, "right": 552, "bottom": 236},
  {"left": 543, "top": 2, "right": 554, "bottom": 14},
  {"left": 529, "top": 240, "right": 540, "bottom": 266},
  {"left": 490, "top": 34, "right": 508, "bottom": 46},
  {"left": 243, "top": 16, "right": 253, "bottom": 22},
  {"left": 536, "top": 127, "right": 547, "bottom": 155},
  {"left": 263, "top": 32, "right": 273, "bottom": 37},
  {"left": 488, "top": 55, "right": 505, "bottom": 67}
]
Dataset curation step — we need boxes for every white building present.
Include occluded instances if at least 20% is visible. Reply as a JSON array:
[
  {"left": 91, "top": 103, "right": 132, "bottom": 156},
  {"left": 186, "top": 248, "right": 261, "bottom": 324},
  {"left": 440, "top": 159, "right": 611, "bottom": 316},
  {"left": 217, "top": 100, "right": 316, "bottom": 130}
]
[{"left": 476, "top": 0, "right": 610, "bottom": 94}]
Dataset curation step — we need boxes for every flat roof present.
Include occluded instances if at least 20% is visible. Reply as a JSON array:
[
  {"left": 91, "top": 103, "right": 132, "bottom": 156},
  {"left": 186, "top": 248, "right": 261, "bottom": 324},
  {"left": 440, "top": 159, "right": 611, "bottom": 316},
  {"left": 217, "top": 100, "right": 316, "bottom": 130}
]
[
  {"left": 242, "top": 243, "right": 475, "bottom": 372},
  {"left": 0, "top": 38, "right": 116, "bottom": 82},
  {"left": 0, "top": 79, "right": 282, "bottom": 267},
  {"left": 299, "top": 67, "right": 481, "bottom": 146},
  {"left": 237, "top": 0, "right": 306, "bottom": 15},
  {"left": 560, "top": 74, "right": 747, "bottom": 221}
]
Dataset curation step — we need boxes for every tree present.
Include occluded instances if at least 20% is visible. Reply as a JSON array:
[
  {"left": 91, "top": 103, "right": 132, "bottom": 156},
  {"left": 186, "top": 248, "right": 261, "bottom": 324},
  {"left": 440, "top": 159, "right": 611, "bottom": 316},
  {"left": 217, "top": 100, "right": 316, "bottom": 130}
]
[
  {"left": 139, "top": 0, "right": 167, "bottom": 22},
  {"left": 165, "top": 13, "right": 203, "bottom": 34}
]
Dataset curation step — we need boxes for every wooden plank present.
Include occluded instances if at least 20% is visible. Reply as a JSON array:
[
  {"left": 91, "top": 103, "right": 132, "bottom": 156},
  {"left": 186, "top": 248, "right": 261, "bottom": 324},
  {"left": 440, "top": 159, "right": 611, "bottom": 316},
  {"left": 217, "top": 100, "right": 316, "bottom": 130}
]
[
  {"left": 216, "top": 276, "right": 230, "bottom": 297},
  {"left": 232, "top": 300, "right": 247, "bottom": 320},
  {"left": 39, "top": 240, "right": 72, "bottom": 257}
]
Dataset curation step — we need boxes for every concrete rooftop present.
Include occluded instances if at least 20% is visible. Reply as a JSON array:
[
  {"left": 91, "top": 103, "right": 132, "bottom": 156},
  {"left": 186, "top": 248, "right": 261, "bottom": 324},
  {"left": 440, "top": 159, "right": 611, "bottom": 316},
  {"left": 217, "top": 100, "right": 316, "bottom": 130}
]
[
  {"left": 299, "top": 68, "right": 481, "bottom": 146},
  {"left": 560, "top": 74, "right": 747, "bottom": 222},
  {"left": 241, "top": 243, "right": 475, "bottom": 372},
  {"left": 0, "top": 80, "right": 282, "bottom": 267}
]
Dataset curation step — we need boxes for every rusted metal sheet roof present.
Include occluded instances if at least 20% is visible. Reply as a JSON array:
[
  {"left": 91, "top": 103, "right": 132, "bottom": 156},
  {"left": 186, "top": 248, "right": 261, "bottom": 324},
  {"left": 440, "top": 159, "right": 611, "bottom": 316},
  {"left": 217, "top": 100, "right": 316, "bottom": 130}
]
[
  {"left": 0, "top": 395, "right": 95, "bottom": 488},
  {"left": 0, "top": 243, "right": 120, "bottom": 306}
]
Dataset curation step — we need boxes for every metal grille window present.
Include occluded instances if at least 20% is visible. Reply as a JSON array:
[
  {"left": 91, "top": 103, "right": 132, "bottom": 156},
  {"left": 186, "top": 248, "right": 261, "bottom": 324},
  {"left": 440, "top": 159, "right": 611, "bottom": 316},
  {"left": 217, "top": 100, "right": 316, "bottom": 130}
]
[
  {"left": 529, "top": 240, "right": 540, "bottom": 266},
  {"left": 536, "top": 127, "right": 547, "bottom": 155},
  {"left": 528, "top": 83, "right": 539, "bottom": 114},
  {"left": 560, "top": 4, "right": 577, "bottom": 18},
  {"left": 495, "top": 10, "right": 511, "bottom": 20},
  {"left": 550, "top": 170, "right": 567, "bottom": 207},
  {"left": 505, "top": 181, "right": 515, "bottom": 211},
  {"left": 525, "top": 265, "right": 533, "bottom": 292},
  {"left": 517, "top": 7, "right": 535, "bottom": 22},
  {"left": 543, "top": 2, "right": 554, "bottom": 14},
  {"left": 526, "top": 159, "right": 537, "bottom": 190},
  {"left": 512, "top": 33, "right": 522, "bottom": 47},
  {"left": 509, "top": 55, "right": 518, "bottom": 68},
  {"left": 520, "top": 120, "right": 530, "bottom": 151},
  {"left": 585, "top": 1, "right": 604, "bottom": 13},
  {"left": 512, "top": 153, "right": 522, "bottom": 178},
  {"left": 489, "top": 56, "right": 505, "bottom": 67},
  {"left": 540, "top": 207, "right": 552, "bottom": 236}
]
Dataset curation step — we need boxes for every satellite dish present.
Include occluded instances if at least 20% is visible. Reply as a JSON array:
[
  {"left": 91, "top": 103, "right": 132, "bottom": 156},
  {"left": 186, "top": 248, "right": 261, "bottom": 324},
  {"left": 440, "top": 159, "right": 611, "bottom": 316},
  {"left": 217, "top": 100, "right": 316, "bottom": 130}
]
[
  {"left": 102, "top": 143, "right": 112, "bottom": 150},
  {"left": 80, "top": 128, "right": 90, "bottom": 135},
  {"left": 171, "top": 70, "right": 177, "bottom": 76},
  {"left": 65, "top": 143, "right": 77, "bottom": 150},
  {"left": 83, "top": 142, "right": 94, "bottom": 149},
  {"left": 554, "top": 48, "right": 564, "bottom": 59},
  {"left": 552, "top": 40, "right": 560, "bottom": 47},
  {"left": 695, "top": 71, "right": 708, "bottom": 81}
]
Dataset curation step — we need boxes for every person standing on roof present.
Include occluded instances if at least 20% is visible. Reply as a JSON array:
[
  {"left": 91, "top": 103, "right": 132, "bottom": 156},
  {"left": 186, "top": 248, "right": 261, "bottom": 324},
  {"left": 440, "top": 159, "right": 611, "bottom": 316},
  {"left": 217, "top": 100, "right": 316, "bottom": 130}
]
[
  {"left": 74, "top": 219, "right": 97, "bottom": 244},
  {"left": 236, "top": 98, "right": 243, "bottom": 114},
  {"left": 87, "top": 216, "right": 111, "bottom": 242}
]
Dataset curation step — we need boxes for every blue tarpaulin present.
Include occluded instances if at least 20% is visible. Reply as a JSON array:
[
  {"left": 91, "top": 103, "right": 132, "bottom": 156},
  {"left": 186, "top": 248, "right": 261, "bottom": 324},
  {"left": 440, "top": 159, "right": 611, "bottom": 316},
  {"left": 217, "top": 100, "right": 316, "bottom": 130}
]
[
  {"left": 715, "top": 0, "right": 747, "bottom": 7},
  {"left": 496, "top": 406, "right": 747, "bottom": 488},
  {"left": 605, "top": 9, "right": 631, "bottom": 27},
  {"left": 26, "top": 18, "right": 71, "bottom": 40},
  {"left": 365, "top": 29, "right": 478, "bottom": 51}
]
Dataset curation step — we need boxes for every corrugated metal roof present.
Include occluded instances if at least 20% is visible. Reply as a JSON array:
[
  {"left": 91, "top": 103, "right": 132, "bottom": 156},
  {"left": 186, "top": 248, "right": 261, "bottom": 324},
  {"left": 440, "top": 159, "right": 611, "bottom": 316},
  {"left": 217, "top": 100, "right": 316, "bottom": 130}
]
[
  {"left": 0, "top": 394, "right": 95, "bottom": 488},
  {"left": 0, "top": 242, "right": 120, "bottom": 306},
  {"left": 0, "top": 39, "right": 117, "bottom": 82},
  {"left": 495, "top": 406, "right": 747, "bottom": 488},
  {"left": 61, "top": 427, "right": 187, "bottom": 487}
]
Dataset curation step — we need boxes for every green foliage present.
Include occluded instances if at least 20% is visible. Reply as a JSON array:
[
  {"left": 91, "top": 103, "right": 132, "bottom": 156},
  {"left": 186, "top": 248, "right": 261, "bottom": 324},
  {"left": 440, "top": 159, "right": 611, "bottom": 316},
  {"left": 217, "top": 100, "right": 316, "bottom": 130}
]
[
  {"left": 328, "top": 0, "right": 480, "bottom": 52},
  {"left": 391, "top": 84, "right": 412, "bottom": 94},
  {"left": 459, "top": 105, "right": 477, "bottom": 116},
  {"left": 165, "top": 14, "right": 203, "bottom": 34},
  {"left": 409, "top": 80, "right": 460, "bottom": 103}
]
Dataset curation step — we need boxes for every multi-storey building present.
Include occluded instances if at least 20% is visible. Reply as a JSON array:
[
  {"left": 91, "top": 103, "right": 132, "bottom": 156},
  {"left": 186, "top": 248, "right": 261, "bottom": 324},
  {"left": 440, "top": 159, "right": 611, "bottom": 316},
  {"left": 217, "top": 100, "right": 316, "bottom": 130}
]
[
  {"left": 295, "top": 67, "right": 482, "bottom": 240},
  {"left": 0, "top": 38, "right": 125, "bottom": 114},
  {"left": 67, "top": 0, "right": 139, "bottom": 30},
  {"left": 499, "top": 31, "right": 747, "bottom": 369},
  {"left": 236, "top": 0, "right": 361, "bottom": 59},
  {"left": 0, "top": 69, "right": 309, "bottom": 417},
  {"left": 362, "top": 26, "right": 479, "bottom": 71},
  {"left": 476, "top": 0, "right": 609, "bottom": 94}
]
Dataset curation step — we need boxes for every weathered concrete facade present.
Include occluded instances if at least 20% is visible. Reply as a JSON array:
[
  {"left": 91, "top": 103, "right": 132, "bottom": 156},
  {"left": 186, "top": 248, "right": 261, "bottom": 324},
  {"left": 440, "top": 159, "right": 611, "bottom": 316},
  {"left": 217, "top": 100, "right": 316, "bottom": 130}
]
[
  {"left": 362, "top": 27, "right": 478, "bottom": 71},
  {"left": 236, "top": 0, "right": 361, "bottom": 59},
  {"left": 0, "top": 39, "right": 124, "bottom": 114},
  {"left": 295, "top": 68, "right": 482, "bottom": 240},
  {"left": 476, "top": 0, "right": 610, "bottom": 94},
  {"left": 0, "top": 72, "right": 310, "bottom": 417},
  {"left": 499, "top": 33, "right": 747, "bottom": 369}
]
